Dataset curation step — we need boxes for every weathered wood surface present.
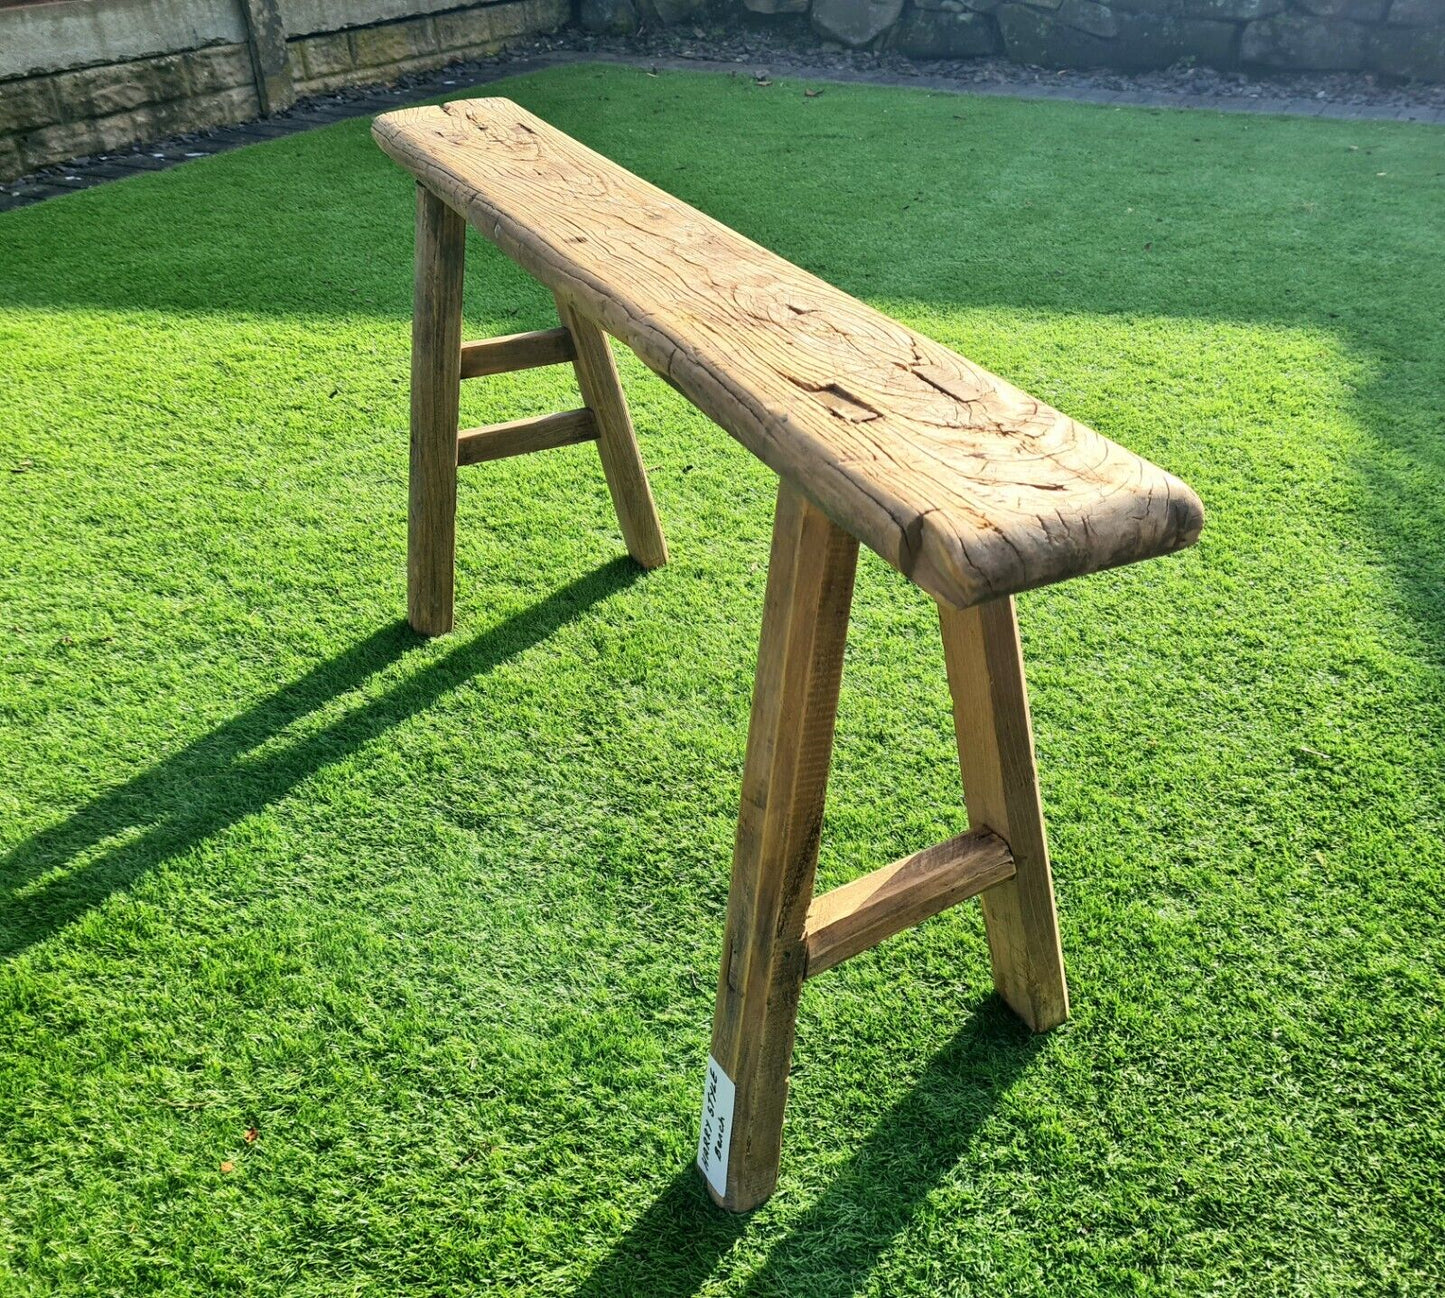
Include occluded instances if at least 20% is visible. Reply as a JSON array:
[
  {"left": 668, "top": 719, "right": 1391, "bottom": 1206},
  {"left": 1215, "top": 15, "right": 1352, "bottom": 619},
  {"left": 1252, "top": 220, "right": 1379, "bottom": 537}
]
[
  {"left": 802, "top": 827, "right": 1016, "bottom": 979},
  {"left": 460, "top": 326, "right": 576, "bottom": 378},
  {"left": 456, "top": 408, "right": 597, "bottom": 465},
  {"left": 707, "top": 481, "right": 859, "bottom": 1212},
  {"left": 940, "top": 596, "right": 1069, "bottom": 1031},
  {"left": 374, "top": 98, "right": 1204, "bottom": 611},
  {"left": 408, "top": 184, "right": 466, "bottom": 637}
]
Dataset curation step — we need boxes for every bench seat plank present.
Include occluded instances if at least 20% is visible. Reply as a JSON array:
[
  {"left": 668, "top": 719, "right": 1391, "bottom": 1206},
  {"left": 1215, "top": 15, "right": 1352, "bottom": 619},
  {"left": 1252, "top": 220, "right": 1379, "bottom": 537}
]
[{"left": 374, "top": 98, "right": 1203, "bottom": 609}]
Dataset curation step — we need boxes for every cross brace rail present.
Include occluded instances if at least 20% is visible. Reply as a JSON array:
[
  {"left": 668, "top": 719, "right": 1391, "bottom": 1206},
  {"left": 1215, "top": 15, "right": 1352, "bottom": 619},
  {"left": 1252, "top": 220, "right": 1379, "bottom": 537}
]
[
  {"left": 457, "top": 408, "right": 598, "bottom": 464},
  {"left": 803, "top": 828, "right": 1016, "bottom": 979},
  {"left": 460, "top": 326, "right": 576, "bottom": 378}
]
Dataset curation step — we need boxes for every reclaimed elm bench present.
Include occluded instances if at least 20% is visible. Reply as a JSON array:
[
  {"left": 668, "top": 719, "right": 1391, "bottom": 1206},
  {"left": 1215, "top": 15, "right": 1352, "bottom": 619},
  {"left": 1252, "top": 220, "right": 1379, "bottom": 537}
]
[{"left": 373, "top": 98, "right": 1205, "bottom": 1213}]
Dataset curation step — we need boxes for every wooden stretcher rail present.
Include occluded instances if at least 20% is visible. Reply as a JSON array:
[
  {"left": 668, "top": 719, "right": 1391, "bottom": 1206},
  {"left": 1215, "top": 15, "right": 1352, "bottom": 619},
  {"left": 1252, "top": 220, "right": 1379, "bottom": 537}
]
[
  {"left": 456, "top": 408, "right": 598, "bottom": 465},
  {"left": 802, "top": 827, "right": 1016, "bottom": 978},
  {"left": 460, "top": 326, "right": 577, "bottom": 379},
  {"left": 373, "top": 98, "right": 1204, "bottom": 613}
]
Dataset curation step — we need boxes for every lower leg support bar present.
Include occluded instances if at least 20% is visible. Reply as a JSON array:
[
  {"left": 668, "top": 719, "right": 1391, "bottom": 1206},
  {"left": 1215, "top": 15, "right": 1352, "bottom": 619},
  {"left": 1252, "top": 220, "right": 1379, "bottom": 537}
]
[
  {"left": 460, "top": 326, "right": 576, "bottom": 378},
  {"left": 456, "top": 409, "right": 598, "bottom": 465},
  {"left": 802, "top": 828, "right": 1015, "bottom": 978}
]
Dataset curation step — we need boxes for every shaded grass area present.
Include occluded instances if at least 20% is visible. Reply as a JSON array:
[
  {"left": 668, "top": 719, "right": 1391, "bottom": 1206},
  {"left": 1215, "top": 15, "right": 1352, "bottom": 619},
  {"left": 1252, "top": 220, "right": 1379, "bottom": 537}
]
[{"left": 1, "top": 64, "right": 1442, "bottom": 1295}]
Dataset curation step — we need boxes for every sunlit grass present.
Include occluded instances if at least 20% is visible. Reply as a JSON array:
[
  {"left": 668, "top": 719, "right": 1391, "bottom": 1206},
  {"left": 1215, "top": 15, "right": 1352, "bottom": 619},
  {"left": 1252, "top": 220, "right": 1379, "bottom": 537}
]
[{"left": 1, "top": 64, "right": 1442, "bottom": 1296}]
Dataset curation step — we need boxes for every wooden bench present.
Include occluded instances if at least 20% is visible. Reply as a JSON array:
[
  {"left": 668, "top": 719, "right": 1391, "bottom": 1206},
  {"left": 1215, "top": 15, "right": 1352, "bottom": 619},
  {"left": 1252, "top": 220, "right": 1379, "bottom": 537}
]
[{"left": 373, "top": 98, "right": 1205, "bottom": 1213}]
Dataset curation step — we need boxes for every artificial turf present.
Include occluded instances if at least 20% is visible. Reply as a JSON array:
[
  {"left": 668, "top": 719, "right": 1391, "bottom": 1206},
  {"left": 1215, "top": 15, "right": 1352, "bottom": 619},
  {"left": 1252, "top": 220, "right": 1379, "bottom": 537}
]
[{"left": 1, "top": 63, "right": 1442, "bottom": 1296}]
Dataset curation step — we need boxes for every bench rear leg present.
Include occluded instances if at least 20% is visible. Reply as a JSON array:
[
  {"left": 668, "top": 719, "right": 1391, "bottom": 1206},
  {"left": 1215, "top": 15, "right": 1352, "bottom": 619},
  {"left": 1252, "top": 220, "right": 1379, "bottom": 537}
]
[
  {"left": 555, "top": 296, "right": 668, "bottom": 569},
  {"left": 408, "top": 185, "right": 467, "bottom": 636},
  {"left": 702, "top": 480, "right": 858, "bottom": 1212},
  {"left": 939, "top": 597, "right": 1069, "bottom": 1032}
]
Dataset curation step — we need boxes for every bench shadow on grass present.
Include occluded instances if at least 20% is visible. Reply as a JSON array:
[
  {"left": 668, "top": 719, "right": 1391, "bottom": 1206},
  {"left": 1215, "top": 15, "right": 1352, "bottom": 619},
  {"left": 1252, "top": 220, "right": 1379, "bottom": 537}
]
[
  {"left": 0, "top": 557, "right": 641, "bottom": 962},
  {"left": 572, "top": 996, "right": 1039, "bottom": 1298}
]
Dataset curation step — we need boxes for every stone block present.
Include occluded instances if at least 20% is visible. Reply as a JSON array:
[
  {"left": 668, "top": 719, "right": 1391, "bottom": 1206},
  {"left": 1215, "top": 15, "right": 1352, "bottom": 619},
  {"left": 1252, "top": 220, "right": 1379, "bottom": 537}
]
[
  {"left": 1058, "top": 0, "right": 1119, "bottom": 38},
  {"left": 363, "top": 59, "right": 416, "bottom": 85},
  {"left": 491, "top": 0, "right": 569, "bottom": 39},
  {"left": 20, "top": 117, "right": 103, "bottom": 171},
  {"left": 53, "top": 56, "right": 183, "bottom": 119},
  {"left": 1241, "top": 15, "right": 1369, "bottom": 68},
  {"left": 186, "top": 85, "right": 263, "bottom": 130},
  {"left": 894, "top": 7, "right": 1004, "bottom": 53},
  {"left": 49, "top": 85, "right": 260, "bottom": 163},
  {"left": 349, "top": 18, "right": 438, "bottom": 70},
  {"left": 296, "top": 31, "right": 354, "bottom": 80},
  {"left": 1387, "top": 0, "right": 1439, "bottom": 24},
  {"left": 294, "top": 70, "right": 353, "bottom": 94},
  {"left": 0, "top": 134, "right": 25, "bottom": 182},
  {"left": 1295, "top": 0, "right": 1388, "bottom": 21},
  {"left": 999, "top": 4, "right": 1240, "bottom": 67},
  {"left": 997, "top": 4, "right": 1112, "bottom": 61},
  {"left": 1368, "top": 21, "right": 1445, "bottom": 77},
  {"left": 745, "top": 0, "right": 812, "bottom": 13},
  {"left": 0, "top": 74, "right": 61, "bottom": 133},
  {"left": 114, "top": 101, "right": 181, "bottom": 146},
  {"left": 435, "top": 7, "right": 496, "bottom": 49},
  {"left": 813, "top": 0, "right": 909, "bottom": 46},
  {"left": 580, "top": 0, "right": 640, "bottom": 31},
  {"left": 1124, "top": 10, "right": 1240, "bottom": 64},
  {"left": 185, "top": 45, "right": 254, "bottom": 95},
  {"left": 645, "top": 0, "right": 708, "bottom": 21}
]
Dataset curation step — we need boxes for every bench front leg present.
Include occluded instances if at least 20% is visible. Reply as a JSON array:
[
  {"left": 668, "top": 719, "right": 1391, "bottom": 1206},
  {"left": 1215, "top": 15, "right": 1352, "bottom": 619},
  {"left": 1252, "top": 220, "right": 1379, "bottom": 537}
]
[
  {"left": 408, "top": 184, "right": 466, "bottom": 636},
  {"left": 701, "top": 480, "right": 858, "bottom": 1213},
  {"left": 939, "top": 597, "right": 1069, "bottom": 1033}
]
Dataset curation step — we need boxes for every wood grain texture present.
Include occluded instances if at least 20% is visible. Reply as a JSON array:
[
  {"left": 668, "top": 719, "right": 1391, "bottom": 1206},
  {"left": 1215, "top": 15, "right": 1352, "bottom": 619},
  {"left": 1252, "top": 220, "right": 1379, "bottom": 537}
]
[
  {"left": 707, "top": 480, "right": 858, "bottom": 1212},
  {"left": 408, "top": 184, "right": 466, "bottom": 637},
  {"left": 374, "top": 99, "right": 1204, "bottom": 611},
  {"left": 459, "top": 326, "right": 576, "bottom": 378},
  {"left": 940, "top": 596, "right": 1069, "bottom": 1032},
  {"left": 802, "top": 827, "right": 1016, "bottom": 979},
  {"left": 555, "top": 295, "right": 668, "bottom": 569},
  {"left": 456, "top": 408, "right": 597, "bottom": 465}
]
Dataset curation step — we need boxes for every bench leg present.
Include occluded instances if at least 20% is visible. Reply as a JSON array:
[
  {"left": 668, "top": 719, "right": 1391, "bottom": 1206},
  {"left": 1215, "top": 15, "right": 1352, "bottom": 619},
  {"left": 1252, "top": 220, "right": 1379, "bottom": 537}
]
[
  {"left": 939, "top": 597, "right": 1069, "bottom": 1033},
  {"left": 701, "top": 480, "right": 858, "bottom": 1213},
  {"left": 554, "top": 296, "right": 668, "bottom": 570},
  {"left": 408, "top": 185, "right": 467, "bottom": 637}
]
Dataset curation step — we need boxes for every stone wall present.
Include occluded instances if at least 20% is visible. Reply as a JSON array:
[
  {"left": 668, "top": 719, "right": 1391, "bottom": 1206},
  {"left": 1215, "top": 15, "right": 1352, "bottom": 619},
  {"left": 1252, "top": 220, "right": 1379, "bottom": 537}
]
[
  {"left": 0, "top": 44, "right": 259, "bottom": 183},
  {"left": 0, "top": 0, "right": 568, "bottom": 183},
  {"left": 777, "top": 0, "right": 1445, "bottom": 79},
  {"left": 287, "top": 0, "right": 568, "bottom": 94},
  {"left": 4, "top": 0, "right": 1439, "bottom": 183}
]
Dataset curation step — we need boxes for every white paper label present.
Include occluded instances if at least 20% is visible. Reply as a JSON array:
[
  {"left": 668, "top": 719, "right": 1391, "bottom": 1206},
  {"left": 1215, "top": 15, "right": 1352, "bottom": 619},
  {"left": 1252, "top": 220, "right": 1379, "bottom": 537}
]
[{"left": 696, "top": 1054, "right": 736, "bottom": 1199}]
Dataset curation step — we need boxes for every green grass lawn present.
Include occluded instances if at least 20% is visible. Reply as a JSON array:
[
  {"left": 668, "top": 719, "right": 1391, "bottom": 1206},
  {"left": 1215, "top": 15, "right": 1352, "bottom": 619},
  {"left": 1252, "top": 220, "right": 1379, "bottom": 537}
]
[{"left": 2, "top": 64, "right": 1443, "bottom": 1296}]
